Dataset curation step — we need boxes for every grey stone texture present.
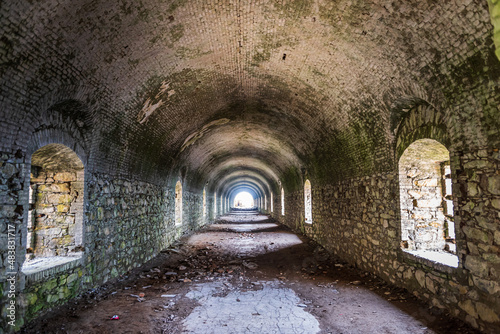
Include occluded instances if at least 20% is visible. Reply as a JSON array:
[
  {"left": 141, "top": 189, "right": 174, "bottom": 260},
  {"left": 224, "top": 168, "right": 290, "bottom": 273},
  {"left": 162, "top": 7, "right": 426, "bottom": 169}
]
[{"left": 0, "top": 0, "right": 499, "bottom": 333}]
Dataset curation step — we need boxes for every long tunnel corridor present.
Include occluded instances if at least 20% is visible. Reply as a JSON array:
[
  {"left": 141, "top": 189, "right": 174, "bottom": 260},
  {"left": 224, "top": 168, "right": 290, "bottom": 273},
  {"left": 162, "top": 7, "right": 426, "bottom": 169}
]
[
  {"left": 21, "top": 211, "right": 479, "bottom": 334},
  {"left": 1, "top": 0, "right": 500, "bottom": 333}
]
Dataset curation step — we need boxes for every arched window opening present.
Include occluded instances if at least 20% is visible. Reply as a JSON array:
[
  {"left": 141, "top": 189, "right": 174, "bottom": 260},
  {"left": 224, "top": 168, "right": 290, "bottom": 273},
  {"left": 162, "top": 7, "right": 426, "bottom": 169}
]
[
  {"left": 399, "top": 139, "right": 457, "bottom": 267},
  {"left": 234, "top": 192, "right": 254, "bottom": 208},
  {"left": 25, "top": 144, "right": 85, "bottom": 267},
  {"left": 304, "top": 180, "right": 312, "bottom": 224},
  {"left": 220, "top": 196, "right": 223, "bottom": 213},
  {"left": 281, "top": 187, "right": 285, "bottom": 216},
  {"left": 214, "top": 192, "right": 217, "bottom": 216},
  {"left": 271, "top": 192, "right": 274, "bottom": 212},
  {"left": 203, "top": 188, "right": 206, "bottom": 219},
  {"left": 175, "top": 181, "right": 183, "bottom": 226},
  {"left": 265, "top": 194, "right": 267, "bottom": 210}
]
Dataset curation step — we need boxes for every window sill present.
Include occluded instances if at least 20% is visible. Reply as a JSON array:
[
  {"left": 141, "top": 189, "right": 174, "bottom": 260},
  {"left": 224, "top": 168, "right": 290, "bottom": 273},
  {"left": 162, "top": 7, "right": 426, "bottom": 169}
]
[
  {"left": 401, "top": 249, "right": 459, "bottom": 272},
  {"left": 22, "top": 254, "right": 83, "bottom": 284}
]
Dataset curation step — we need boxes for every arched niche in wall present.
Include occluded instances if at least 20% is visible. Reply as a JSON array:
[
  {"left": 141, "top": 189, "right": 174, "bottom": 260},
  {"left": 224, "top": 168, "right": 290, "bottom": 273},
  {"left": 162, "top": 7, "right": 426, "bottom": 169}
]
[
  {"left": 23, "top": 144, "right": 85, "bottom": 272},
  {"left": 203, "top": 187, "right": 207, "bottom": 219},
  {"left": 399, "top": 139, "right": 457, "bottom": 267},
  {"left": 304, "top": 179, "right": 312, "bottom": 224},
  {"left": 175, "top": 181, "right": 183, "bottom": 226},
  {"left": 281, "top": 187, "right": 285, "bottom": 216}
]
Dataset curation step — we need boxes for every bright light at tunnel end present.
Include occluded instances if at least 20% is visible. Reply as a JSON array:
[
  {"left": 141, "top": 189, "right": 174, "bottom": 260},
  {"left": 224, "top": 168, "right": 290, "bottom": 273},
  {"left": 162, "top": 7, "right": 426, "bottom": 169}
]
[{"left": 233, "top": 191, "right": 254, "bottom": 208}]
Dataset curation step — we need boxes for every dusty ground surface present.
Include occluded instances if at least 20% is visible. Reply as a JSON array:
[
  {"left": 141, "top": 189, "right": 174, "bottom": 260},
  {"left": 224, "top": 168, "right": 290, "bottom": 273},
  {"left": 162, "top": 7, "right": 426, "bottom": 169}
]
[{"left": 21, "top": 212, "right": 481, "bottom": 334}]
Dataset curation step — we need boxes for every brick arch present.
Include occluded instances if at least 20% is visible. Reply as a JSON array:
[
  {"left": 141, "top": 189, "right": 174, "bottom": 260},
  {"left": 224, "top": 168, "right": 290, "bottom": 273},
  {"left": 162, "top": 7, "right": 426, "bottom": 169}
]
[
  {"left": 395, "top": 104, "right": 451, "bottom": 160},
  {"left": 13, "top": 83, "right": 101, "bottom": 153},
  {"left": 26, "top": 126, "right": 88, "bottom": 167}
]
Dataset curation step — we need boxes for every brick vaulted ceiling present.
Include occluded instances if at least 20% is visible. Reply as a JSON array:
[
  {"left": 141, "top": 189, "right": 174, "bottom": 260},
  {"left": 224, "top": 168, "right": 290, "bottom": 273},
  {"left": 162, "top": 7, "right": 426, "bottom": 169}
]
[{"left": 1, "top": 0, "right": 498, "bottom": 194}]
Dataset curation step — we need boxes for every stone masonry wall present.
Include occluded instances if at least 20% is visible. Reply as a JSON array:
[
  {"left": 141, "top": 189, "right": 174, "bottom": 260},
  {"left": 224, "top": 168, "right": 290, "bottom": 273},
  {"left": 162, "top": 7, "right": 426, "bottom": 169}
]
[
  {"left": 276, "top": 147, "right": 500, "bottom": 334},
  {"left": 28, "top": 170, "right": 83, "bottom": 258},
  {"left": 82, "top": 174, "right": 207, "bottom": 288},
  {"left": 0, "top": 152, "right": 27, "bottom": 331},
  {"left": 399, "top": 153, "right": 452, "bottom": 252},
  {"left": 20, "top": 262, "right": 83, "bottom": 327},
  {"left": 0, "top": 155, "right": 209, "bottom": 332}
]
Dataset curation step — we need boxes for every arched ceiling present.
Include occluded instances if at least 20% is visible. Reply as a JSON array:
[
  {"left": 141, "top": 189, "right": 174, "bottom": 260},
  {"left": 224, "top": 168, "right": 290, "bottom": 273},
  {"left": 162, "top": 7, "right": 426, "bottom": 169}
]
[{"left": 1, "top": 0, "right": 497, "bottom": 193}]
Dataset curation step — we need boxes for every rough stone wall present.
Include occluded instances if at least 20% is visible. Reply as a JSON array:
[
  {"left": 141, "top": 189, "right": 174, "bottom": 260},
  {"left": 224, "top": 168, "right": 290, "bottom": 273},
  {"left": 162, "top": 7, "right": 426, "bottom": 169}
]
[
  {"left": 82, "top": 175, "right": 208, "bottom": 288},
  {"left": 399, "top": 159, "right": 450, "bottom": 252},
  {"left": 489, "top": 0, "right": 500, "bottom": 59},
  {"left": 0, "top": 153, "right": 208, "bottom": 332},
  {"left": 0, "top": 152, "right": 27, "bottom": 331},
  {"left": 277, "top": 146, "right": 500, "bottom": 333},
  {"left": 83, "top": 174, "right": 172, "bottom": 287},
  {"left": 28, "top": 170, "right": 83, "bottom": 258},
  {"left": 20, "top": 262, "right": 83, "bottom": 328}
]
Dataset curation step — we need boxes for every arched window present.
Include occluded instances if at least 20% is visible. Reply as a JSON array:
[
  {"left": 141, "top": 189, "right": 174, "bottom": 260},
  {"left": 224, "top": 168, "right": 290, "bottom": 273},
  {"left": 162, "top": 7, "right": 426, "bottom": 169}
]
[
  {"left": 25, "top": 144, "right": 84, "bottom": 264},
  {"left": 399, "top": 139, "right": 457, "bottom": 267},
  {"left": 271, "top": 192, "right": 274, "bottom": 212},
  {"left": 304, "top": 180, "right": 312, "bottom": 224},
  {"left": 214, "top": 192, "right": 217, "bottom": 216},
  {"left": 175, "top": 181, "right": 183, "bottom": 226},
  {"left": 203, "top": 188, "right": 206, "bottom": 219},
  {"left": 281, "top": 187, "right": 285, "bottom": 216}
]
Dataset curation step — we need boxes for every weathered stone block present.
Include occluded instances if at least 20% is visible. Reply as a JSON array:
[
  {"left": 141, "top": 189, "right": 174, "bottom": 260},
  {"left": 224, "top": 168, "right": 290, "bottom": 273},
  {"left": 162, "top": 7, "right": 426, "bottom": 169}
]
[
  {"left": 472, "top": 276, "right": 500, "bottom": 295},
  {"left": 463, "top": 227, "right": 490, "bottom": 243},
  {"left": 53, "top": 172, "right": 76, "bottom": 182},
  {"left": 464, "top": 256, "right": 489, "bottom": 277},
  {"left": 67, "top": 273, "right": 78, "bottom": 284},
  {"left": 415, "top": 270, "right": 426, "bottom": 288},
  {"left": 415, "top": 179, "right": 438, "bottom": 187},
  {"left": 487, "top": 175, "right": 500, "bottom": 195},
  {"left": 495, "top": 231, "right": 500, "bottom": 245},
  {"left": 458, "top": 300, "right": 477, "bottom": 318},
  {"left": 467, "top": 182, "right": 480, "bottom": 197},
  {"left": 415, "top": 199, "right": 441, "bottom": 208},
  {"left": 464, "top": 160, "right": 492, "bottom": 169},
  {"left": 425, "top": 276, "right": 437, "bottom": 294},
  {"left": 476, "top": 302, "right": 500, "bottom": 322}
]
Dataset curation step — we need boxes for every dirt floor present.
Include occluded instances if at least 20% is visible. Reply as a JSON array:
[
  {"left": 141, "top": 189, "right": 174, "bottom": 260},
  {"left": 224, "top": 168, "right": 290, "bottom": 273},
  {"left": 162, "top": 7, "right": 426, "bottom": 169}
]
[{"left": 21, "top": 212, "right": 481, "bottom": 334}]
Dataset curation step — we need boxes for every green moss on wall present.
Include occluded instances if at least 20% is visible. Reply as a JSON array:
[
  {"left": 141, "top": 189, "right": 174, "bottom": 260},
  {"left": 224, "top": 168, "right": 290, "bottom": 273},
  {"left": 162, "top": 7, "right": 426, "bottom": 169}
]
[
  {"left": 488, "top": 0, "right": 500, "bottom": 60},
  {"left": 167, "top": 0, "right": 188, "bottom": 14},
  {"left": 170, "top": 24, "right": 185, "bottom": 43},
  {"left": 274, "top": 0, "right": 313, "bottom": 19},
  {"left": 175, "top": 47, "right": 213, "bottom": 60},
  {"left": 308, "top": 117, "right": 389, "bottom": 184},
  {"left": 281, "top": 166, "right": 301, "bottom": 192}
]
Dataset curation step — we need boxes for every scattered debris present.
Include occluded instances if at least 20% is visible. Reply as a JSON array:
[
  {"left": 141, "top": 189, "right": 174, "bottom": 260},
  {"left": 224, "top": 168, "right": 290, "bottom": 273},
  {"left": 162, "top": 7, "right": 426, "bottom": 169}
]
[
  {"left": 242, "top": 261, "right": 258, "bottom": 270},
  {"left": 130, "top": 294, "right": 145, "bottom": 302}
]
